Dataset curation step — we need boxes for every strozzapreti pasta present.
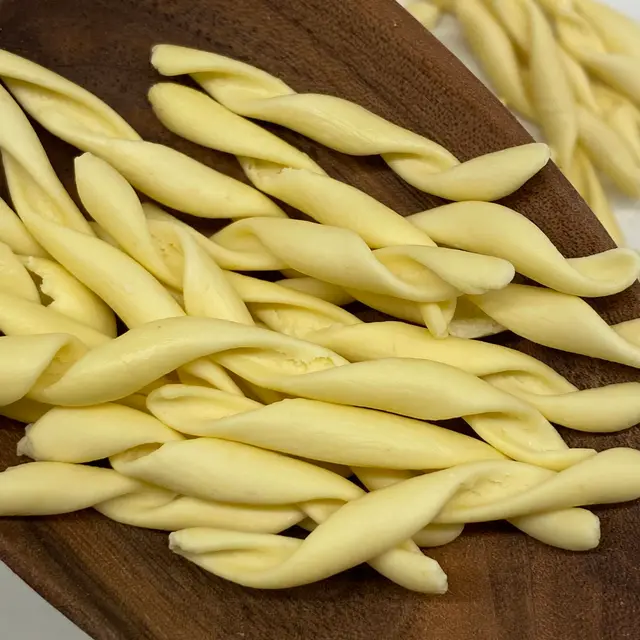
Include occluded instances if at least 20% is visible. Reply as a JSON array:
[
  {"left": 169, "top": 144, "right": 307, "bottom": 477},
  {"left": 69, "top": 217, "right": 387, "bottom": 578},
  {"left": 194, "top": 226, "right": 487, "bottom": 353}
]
[{"left": 0, "top": 45, "right": 638, "bottom": 596}]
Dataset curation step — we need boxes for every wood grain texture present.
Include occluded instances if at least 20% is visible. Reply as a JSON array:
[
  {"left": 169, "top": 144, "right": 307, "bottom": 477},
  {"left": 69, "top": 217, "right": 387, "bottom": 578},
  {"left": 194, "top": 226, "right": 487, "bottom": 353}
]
[{"left": 0, "top": 0, "right": 639, "bottom": 638}]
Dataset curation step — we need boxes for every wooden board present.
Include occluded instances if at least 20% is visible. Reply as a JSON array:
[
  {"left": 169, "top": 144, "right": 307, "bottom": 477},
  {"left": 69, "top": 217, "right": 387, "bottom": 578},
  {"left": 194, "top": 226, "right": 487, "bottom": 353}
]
[{"left": 0, "top": 0, "right": 639, "bottom": 638}]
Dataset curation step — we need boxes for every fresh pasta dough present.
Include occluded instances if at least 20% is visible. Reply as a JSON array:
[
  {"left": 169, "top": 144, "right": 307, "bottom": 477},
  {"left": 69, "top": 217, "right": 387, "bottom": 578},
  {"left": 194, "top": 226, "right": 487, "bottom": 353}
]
[
  {"left": 12, "top": 400, "right": 603, "bottom": 553},
  {"left": 150, "top": 44, "right": 550, "bottom": 201},
  {"left": 0, "top": 460, "right": 305, "bottom": 535},
  {"left": 526, "top": 0, "right": 577, "bottom": 171},
  {"left": 0, "top": 49, "right": 283, "bottom": 220},
  {"left": 0, "top": 38, "right": 638, "bottom": 597},
  {"left": 149, "top": 81, "right": 638, "bottom": 299},
  {"left": 456, "top": 0, "right": 534, "bottom": 119},
  {"left": 0, "top": 317, "right": 591, "bottom": 470},
  {"left": 168, "top": 448, "right": 640, "bottom": 589}
]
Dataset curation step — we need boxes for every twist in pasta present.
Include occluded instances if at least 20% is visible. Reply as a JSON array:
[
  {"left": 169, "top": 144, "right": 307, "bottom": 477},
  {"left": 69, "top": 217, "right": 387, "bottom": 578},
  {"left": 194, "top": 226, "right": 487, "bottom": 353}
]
[
  {"left": 150, "top": 44, "right": 550, "bottom": 201},
  {"left": 168, "top": 448, "right": 640, "bottom": 590},
  {"left": 149, "top": 81, "right": 638, "bottom": 298},
  {"left": 0, "top": 316, "right": 592, "bottom": 469},
  {"left": 13, "top": 400, "right": 603, "bottom": 553},
  {"left": 0, "top": 49, "right": 283, "bottom": 219}
]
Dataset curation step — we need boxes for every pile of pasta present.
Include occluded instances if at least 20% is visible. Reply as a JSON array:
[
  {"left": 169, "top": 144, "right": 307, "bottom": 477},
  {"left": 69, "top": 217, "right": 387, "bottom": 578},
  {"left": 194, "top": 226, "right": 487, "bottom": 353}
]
[
  {"left": 405, "top": 0, "right": 640, "bottom": 246},
  {"left": 1, "top": 45, "right": 640, "bottom": 595}
]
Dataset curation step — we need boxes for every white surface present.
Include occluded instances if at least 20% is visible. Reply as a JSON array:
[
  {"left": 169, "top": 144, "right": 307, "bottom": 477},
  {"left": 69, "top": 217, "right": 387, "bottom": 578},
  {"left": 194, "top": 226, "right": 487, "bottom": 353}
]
[{"left": 2, "top": 1, "right": 640, "bottom": 639}]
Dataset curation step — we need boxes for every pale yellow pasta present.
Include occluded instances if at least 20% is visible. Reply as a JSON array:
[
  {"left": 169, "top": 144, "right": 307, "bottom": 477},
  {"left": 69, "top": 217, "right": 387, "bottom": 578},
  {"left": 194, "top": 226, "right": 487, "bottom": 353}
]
[
  {"left": 150, "top": 44, "right": 550, "bottom": 201},
  {"left": 558, "top": 46, "right": 600, "bottom": 112},
  {"left": 0, "top": 95, "right": 240, "bottom": 393},
  {"left": 407, "top": 202, "right": 637, "bottom": 296},
  {"left": 456, "top": 0, "right": 534, "bottom": 119},
  {"left": 526, "top": 0, "right": 577, "bottom": 170},
  {"left": 283, "top": 274, "right": 640, "bottom": 367},
  {"left": 145, "top": 384, "right": 502, "bottom": 469},
  {"left": 169, "top": 448, "right": 639, "bottom": 589},
  {"left": 567, "top": 146, "right": 624, "bottom": 245},
  {"left": 8, "top": 420, "right": 449, "bottom": 593},
  {"left": 150, "top": 82, "right": 638, "bottom": 299},
  {"left": 0, "top": 85, "right": 93, "bottom": 235},
  {"left": 486, "top": 0, "right": 529, "bottom": 53},
  {"left": 0, "top": 234, "right": 117, "bottom": 338},
  {"left": 575, "top": 0, "right": 640, "bottom": 59},
  {"left": 0, "top": 197, "right": 46, "bottom": 258},
  {"left": 577, "top": 105, "right": 640, "bottom": 197},
  {"left": 76, "top": 117, "right": 505, "bottom": 339},
  {"left": 0, "top": 49, "right": 283, "bottom": 220},
  {"left": 469, "top": 284, "right": 640, "bottom": 366},
  {"left": 17, "top": 400, "right": 600, "bottom": 552},
  {"left": 406, "top": 1, "right": 441, "bottom": 29},
  {"left": 218, "top": 274, "right": 640, "bottom": 432},
  {"left": 354, "top": 466, "right": 599, "bottom": 551},
  {"left": 0, "top": 316, "right": 591, "bottom": 469},
  {"left": 0, "top": 460, "right": 304, "bottom": 535}
]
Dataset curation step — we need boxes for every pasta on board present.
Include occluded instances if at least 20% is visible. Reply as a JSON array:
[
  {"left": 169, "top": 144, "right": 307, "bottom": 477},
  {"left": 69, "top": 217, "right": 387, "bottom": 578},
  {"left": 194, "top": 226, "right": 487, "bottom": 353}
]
[
  {"left": 149, "top": 81, "right": 638, "bottom": 299},
  {"left": 0, "top": 316, "right": 592, "bottom": 470},
  {"left": 169, "top": 448, "right": 640, "bottom": 589},
  {"left": 150, "top": 44, "right": 550, "bottom": 201}
]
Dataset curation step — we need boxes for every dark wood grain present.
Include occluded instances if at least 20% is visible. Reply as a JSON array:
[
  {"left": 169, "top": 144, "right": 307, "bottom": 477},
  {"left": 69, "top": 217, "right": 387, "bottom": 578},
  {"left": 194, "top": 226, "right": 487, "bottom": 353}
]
[{"left": 0, "top": 0, "right": 639, "bottom": 638}]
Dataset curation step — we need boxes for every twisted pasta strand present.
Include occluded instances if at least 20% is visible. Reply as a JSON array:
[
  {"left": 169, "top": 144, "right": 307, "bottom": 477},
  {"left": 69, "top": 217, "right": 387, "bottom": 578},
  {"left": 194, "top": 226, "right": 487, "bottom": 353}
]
[
  {"left": 525, "top": 0, "right": 577, "bottom": 171},
  {"left": 75, "top": 144, "right": 509, "bottom": 338},
  {"left": 150, "top": 82, "right": 637, "bottom": 298},
  {"left": 407, "top": 202, "right": 638, "bottom": 297},
  {"left": 169, "top": 448, "right": 639, "bottom": 589},
  {"left": 145, "top": 384, "right": 502, "bottom": 470},
  {"left": 10, "top": 407, "right": 449, "bottom": 593},
  {"left": 456, "top": 0, "right": 534, "bottom": 119},
  {"left": 150, "top": 44, "right": 550, "bottom": 201},
  {"left": 0, "top": 460, "right": 304, "bottom": 535},
  {"left": 218, "top": 274, "right": 640, "bottom": 432},
  {"left": 0, "top": 317, "right": 591, "bottom": 469},
  {"left": 469, "top": 284, "right": 640, "bottom": 368},
  {"left": 0, "top": 49, "right": 283, "bottom": 219},
  {"left": 0, "top": 93, "right": 241, "bottom": 394},
  {"left": 16, "top": 401, "right": 600, "bottom": 552},
  {"left": 287, "top": 274, "right": 640, "bottom": 368}
]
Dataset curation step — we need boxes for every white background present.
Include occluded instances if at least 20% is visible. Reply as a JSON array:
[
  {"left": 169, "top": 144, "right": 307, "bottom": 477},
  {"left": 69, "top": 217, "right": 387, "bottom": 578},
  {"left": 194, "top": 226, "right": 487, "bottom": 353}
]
[{"left": 2, "top": 1, "right": 640, "bottom": 638}]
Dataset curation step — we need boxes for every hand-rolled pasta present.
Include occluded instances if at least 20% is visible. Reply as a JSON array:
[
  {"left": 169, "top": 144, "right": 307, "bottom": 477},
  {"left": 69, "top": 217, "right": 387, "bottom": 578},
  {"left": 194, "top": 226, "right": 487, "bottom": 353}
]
[
  {"left": 525, "top": 0, "right": 577, "bottom": 171},
  {"left": 75, "top": 147, "right": 500, "bottom": 339},
  {"left": 169, "top": 448, "right": 639, "bottom": 589},
  {"left": 0, "top": 460, "right": 304, "bottom": 534},
  {"left": 0, "top": 239, "right": 117, "bottom": 339},
  {"left": 0, "top": 317, "right": 591, "bottom": 469},
  {"left": 547, "top": 3, "right": 640, "bottom": 108},
  {"left": 455, "top": 0, "right": 534, "bottom": 119},
  {"left": 577, "top": 105, "right": 640, "bottom": 198},
  {"left": 407, "top": 201, "right": 638, "bottom": 296},
  {"left": 150, "top": 81, "right": 637, "bottom": 299},
  {"left": 575, "top": 0, "right": 640, "bottom": 59},
  {"left": 150, "top": 44, "right": 550, "bottom": 201},
  {"left": 144, "top": 384, "right": 503, "bottom": 469},
  {"left": 223, "top": 274, "right": 640, "bottom": 432},
  {"left": 469, "top": 284, "right": 640, "bottom": 368},
  {"left": 0, "top": 197, "right": 46, "bottom": 258},
  {"left": 14, "top": 402, "right": 460, "bottom": 550},
  {"left": 1, "top": 112, "right": 241, "bottom": 394},
  {"left": 11, "top": 414, "right": 448, "bottom": 593},
  {"left": 18, "top": 402, "right": 597, "bottom": 549},
  {"left": 300, "top": 322, "right": 640, "bottom": 433},
  {"left": 149, "top": 82, "right": 519, "bottom": 336},
  {"left": 353, "top": 466, "right": 600, "bottom": 552},
  {"left": 0, "top": 85, "right": 93, "bottom": 235},
  {"left": 0, "top": 49, "right": 283, "bottom": 219}
]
